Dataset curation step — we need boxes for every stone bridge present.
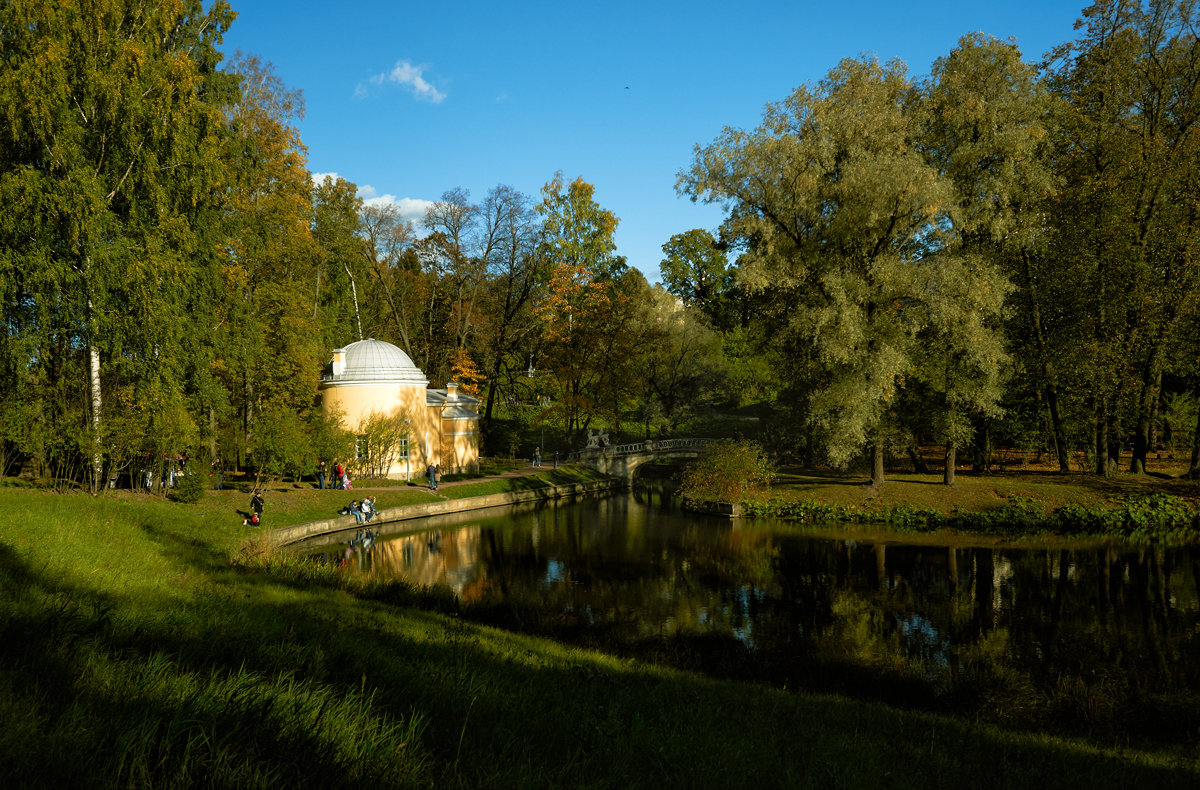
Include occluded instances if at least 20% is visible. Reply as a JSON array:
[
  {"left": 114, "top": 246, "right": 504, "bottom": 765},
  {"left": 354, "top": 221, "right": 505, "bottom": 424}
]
[{"left": 567, "top": 438, "right": 714, "bottom": 481}]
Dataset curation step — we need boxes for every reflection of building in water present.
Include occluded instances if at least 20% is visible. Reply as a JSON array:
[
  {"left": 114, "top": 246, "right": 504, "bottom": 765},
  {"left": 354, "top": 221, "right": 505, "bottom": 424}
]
[{"left": 368, "top": 528, "right": 486, "bottom": 596}]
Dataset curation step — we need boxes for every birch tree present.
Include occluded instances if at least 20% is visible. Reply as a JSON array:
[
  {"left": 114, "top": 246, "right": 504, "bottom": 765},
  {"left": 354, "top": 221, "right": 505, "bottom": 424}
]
[{"left": 0, "top": 0, "right": 234, "bottom": 491}]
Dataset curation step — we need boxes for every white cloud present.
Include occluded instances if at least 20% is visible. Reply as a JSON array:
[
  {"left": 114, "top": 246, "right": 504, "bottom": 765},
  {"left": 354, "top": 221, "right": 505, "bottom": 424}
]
[
  {"left": 357, "top": 185, "right": 434, "bottom": 222},
  {"left": 311, "top": 171, "right": 339, "bottom": 187},
  {"left": 357, "top": 59, "right": 446, "bottom": 104}
]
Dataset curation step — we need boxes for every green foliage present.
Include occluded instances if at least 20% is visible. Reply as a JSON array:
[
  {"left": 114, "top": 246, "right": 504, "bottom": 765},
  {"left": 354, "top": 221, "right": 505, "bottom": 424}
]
[
  {"left": 1161, "top": 392, "right": 1197, "bottom": 452},
  {"left": 169, "top": 462, "right": 207, "bottom": 504},
  {"left": 537, "top": 172, "right": 624, "bottom": 280},
  {"left": 680, "top": 56, "right": 957, "bottom": 470},
  {"left": 352, "top": 410, "right": 410, "bottom": 480},
  {"left": 743, "top": 491, "right": 1200, "bottom": 545},
  {"left": 633, "top": 287, "right": 728, "bottom": 432},
  {"left": 308, "top": 407, "right": 354, "bottom": 470},
  {"left": 252, "top": 407, "right": 312, "bottom": 482},
  {"left": 6, "top": 0, "right": 1200, "bottom": 499},
  {"left": 679, "top": 439, "right": 775, "bottom": 505},
  {"left": 659, "top": 228, "right": 735, "bottom": 329}
]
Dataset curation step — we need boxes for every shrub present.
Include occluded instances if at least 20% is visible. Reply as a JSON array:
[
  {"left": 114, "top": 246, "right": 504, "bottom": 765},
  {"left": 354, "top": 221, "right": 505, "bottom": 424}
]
[
  {"left": 169, "top": 463, "right": 206, "bottom": 504},
  {"left": 679, "top": 439, "right": 775, "bottom": 505}
]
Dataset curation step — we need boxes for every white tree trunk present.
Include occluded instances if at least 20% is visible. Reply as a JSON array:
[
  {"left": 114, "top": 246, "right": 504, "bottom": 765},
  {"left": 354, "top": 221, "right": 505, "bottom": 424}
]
[
  {"left": 342, "top": 260, "right": 363, "bottom": 341},
  {"left": 88, "top": 300, "right": 103, "bottom": 494}
]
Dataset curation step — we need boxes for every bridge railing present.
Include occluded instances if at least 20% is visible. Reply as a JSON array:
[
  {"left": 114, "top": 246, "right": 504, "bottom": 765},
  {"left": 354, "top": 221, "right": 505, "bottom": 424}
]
[{"left": 567, "top": 437, "right": 714, "bottom": 462}]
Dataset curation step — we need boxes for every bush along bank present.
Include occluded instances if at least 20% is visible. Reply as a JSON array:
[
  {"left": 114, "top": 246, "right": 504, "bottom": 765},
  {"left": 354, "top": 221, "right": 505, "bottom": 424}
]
[{"left": 739, "top": 493, "right": 1200, "bottom": 544}]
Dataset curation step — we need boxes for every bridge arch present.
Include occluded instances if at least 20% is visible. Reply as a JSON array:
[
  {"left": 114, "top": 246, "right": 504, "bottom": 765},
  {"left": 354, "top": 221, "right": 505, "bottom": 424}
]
[{"left": 567, "top": 438, "right": 714, "bottom": 481}]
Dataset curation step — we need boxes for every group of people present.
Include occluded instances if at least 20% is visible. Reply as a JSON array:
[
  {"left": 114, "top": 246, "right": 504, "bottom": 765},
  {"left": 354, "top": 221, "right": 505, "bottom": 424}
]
[
  {"left": 340, "top": 496, "right": 377, "bottom": 524},
  {"left": 317, "top": 460, "right": 352, "bottom": 490},
  {"left": 426, "top": 463, "right": 441, "bottom": 491}
]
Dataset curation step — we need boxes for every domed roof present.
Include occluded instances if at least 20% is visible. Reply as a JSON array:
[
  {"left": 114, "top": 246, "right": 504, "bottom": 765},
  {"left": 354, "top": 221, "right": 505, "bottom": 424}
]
[{"left": 320, "top": 338, "right": 428, "bottom": 386}]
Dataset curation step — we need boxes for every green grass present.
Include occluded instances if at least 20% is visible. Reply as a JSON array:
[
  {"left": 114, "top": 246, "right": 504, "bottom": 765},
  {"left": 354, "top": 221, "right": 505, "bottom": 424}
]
[
  {"left": 768, "top": 467, "right": 1200, "bottom": 511},
  {"left": 1, "top": 486, "right": 1198, "bottom": 787},
  {"left": 707, "top": 469, "right": 1200, "bottom": 545}
]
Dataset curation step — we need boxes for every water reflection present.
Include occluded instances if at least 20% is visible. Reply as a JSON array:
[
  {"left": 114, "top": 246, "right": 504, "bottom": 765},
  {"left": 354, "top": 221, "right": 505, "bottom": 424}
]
[{"left": 310, "top": 492, "right": 1200, "bottom": 744}]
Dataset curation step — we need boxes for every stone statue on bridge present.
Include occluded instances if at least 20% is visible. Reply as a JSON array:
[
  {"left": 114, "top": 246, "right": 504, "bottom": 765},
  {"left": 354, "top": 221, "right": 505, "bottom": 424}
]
[{"left": 585, "top": 429, "right": 609, "bottom": 449}]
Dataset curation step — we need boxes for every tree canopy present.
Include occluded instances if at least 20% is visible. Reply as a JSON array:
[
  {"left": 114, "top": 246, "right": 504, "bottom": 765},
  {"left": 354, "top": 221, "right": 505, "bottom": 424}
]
[{"left": 3, "top": 0, "right": 1200, "bottom": 490}]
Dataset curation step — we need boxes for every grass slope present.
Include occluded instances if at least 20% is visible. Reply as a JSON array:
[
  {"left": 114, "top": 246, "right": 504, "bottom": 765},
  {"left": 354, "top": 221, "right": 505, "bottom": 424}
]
[
  {"left": 0, "top": 485, "right": 1197, "bottom": 788},
  {"left": 770, "top": 467, "right": 1200, "bottom": 513}
]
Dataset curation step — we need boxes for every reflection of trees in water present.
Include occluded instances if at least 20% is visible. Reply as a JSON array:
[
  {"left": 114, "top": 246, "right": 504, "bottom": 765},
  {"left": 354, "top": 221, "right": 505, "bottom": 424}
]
[{"left": 356, "top": 497, "right": 1200, "bottom": 744}]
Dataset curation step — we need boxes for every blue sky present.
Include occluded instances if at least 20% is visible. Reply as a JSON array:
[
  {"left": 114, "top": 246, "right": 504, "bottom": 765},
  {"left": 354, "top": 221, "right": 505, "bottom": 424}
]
[{"left": 218, "top": 1, "right": 1086, "bottom": 282}]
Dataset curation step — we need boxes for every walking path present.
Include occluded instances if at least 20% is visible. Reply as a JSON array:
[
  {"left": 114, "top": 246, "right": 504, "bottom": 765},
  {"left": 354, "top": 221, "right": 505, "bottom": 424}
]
[
  {"left": 270, "top": 464, "right": 616, "bottom": 547},
  {"left": 344, "top": 463, "right": 553, "bottom": 494}
]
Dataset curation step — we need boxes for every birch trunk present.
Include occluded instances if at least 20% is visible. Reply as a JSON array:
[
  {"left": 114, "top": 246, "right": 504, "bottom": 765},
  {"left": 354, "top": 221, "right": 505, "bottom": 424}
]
[
  {"left": 89, "top": 338, "right": 103, "bottom": 494},
  {"left": 342, "top": 260, "right": 363, "bottom": 341},
  {"left": 88, "top": 295, "right": 103, "bottom": 495}
]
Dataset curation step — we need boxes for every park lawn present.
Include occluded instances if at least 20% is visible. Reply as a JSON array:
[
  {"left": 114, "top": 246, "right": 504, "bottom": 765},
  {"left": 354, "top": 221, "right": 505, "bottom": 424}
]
[
  {"left": 1, "top": 485, "right": 1199, "bottom": 787},
  {"left": 770, "top": 467, "right": 1200, "bottom": 515}
]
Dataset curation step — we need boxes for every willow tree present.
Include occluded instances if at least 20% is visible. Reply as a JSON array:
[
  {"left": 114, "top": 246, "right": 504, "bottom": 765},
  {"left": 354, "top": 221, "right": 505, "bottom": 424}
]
[
  {"left": 0, "top": 0, "right": 234, "bottom": 491},
  {"left": 680, "top": 57, "right": 956, "bottom": 486}
]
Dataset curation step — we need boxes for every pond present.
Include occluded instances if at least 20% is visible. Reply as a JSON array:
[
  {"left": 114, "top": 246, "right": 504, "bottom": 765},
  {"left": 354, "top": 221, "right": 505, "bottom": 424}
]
[{"left": 308, "top": 489, "right": 1200, "bottom": 746}]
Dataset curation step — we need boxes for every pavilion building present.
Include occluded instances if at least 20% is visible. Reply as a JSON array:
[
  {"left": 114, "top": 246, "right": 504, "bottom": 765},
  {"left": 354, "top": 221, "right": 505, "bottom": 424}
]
[{"left": 318, "top": 338, "right": 480, "bottom": 479}]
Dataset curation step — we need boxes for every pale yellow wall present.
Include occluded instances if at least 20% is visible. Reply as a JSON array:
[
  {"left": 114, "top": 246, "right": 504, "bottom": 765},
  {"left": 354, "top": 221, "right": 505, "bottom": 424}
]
[
  {"left": 321, "top": 381, "right": 479, "bottom": 479},
  {"left": 440, "top": 417, "right": 479, "bottom": 471}
]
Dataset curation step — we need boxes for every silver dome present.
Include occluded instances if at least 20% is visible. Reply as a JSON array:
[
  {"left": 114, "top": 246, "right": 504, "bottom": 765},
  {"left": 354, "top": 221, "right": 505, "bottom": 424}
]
[{"left": 320, "top": 338, "right": 429, "bottom": 386}]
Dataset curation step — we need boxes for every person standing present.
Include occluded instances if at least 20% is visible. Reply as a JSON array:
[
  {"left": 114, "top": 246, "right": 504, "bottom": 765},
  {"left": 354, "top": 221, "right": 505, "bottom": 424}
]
[
  {"left": 432, "top": 464, "right": 440, "bottom": 491},
  {"left": 318, "top": 459, "right": 327, "bottom": 490},
  {"left": 426, "top": 463, "right": 435, "bottom": 491}
]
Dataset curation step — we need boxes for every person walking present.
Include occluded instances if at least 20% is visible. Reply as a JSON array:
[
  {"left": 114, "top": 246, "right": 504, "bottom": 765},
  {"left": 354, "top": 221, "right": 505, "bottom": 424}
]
[
  {"left": 334, "top": 461, "right": 345, "bottom": 489},
  {"left": 244, "top": 489, "right": 264, "bottom": 527},
  {"left": 426, "top": 463, "right": 435, "bottom": 491}
]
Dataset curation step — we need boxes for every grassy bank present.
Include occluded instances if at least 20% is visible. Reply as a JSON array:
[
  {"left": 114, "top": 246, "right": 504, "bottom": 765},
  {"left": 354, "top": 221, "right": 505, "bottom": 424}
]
[
  {"left": 731, "top": 469, "right": 1200, "bottom": 543},
  {"left": 1, "top": 486, "right": 1198, "bottom": 787}
]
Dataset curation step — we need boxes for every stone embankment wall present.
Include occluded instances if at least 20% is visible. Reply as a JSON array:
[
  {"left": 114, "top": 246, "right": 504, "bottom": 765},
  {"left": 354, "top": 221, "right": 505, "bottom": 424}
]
[{"left": 268, "top": 479, "right": 627, "bottom": 548}]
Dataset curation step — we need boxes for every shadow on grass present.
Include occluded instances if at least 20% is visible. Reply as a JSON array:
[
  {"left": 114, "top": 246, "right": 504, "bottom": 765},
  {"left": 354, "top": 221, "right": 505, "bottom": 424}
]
[{"left": 4, "top": 524, "right": 1200, "bottom": 788}]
